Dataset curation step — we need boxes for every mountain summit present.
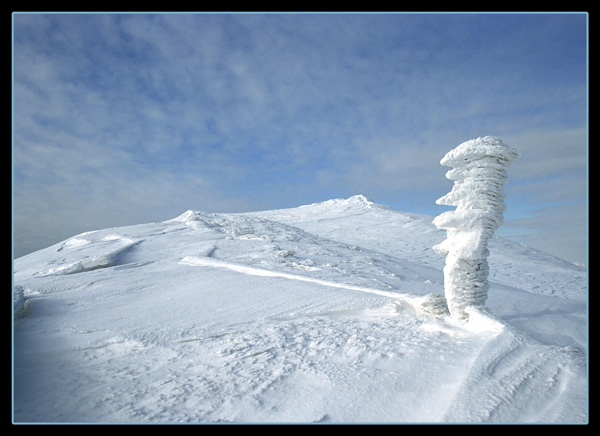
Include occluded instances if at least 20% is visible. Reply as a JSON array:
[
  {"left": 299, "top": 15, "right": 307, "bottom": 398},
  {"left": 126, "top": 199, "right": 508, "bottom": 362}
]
[{"left": 13, "top": 196, "right": 587, "bottom": 423}]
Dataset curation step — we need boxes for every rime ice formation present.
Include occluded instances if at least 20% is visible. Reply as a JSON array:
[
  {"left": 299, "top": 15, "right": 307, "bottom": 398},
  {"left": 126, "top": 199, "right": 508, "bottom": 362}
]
[{"left": 433, "top": 136, "right": 519, "bottom": 320}]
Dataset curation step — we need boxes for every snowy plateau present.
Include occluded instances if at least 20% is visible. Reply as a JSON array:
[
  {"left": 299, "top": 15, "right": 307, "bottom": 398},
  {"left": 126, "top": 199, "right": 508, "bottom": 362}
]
[{"left": 12, "top": 195, "right": 587, "bottom": 424}]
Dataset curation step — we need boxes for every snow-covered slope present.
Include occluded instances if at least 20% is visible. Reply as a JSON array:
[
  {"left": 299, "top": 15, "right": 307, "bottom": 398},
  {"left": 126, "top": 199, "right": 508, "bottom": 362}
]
[{"left": 12, "top": 195, "right": 587, "bottom": 423}]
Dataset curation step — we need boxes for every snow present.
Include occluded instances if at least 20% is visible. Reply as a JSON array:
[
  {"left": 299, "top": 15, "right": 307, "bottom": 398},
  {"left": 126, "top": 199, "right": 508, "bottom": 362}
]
[
  {"left": 433, "top": 136, "right": 520, "bottom": 319},
  {"left": 12, "top": 195, "right": 587, "bottom": 423}
]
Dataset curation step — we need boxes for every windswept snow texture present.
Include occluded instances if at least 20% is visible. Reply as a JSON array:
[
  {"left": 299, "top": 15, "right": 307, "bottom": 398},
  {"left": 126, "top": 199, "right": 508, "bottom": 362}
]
[{"left": 13, "top": 196, "right": 587, "bottom": 423}]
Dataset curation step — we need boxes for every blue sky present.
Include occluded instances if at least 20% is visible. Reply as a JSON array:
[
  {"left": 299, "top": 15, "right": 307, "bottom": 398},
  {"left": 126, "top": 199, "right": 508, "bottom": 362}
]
[{"left": 12, "top": 12, "right": 588, "bottom": 264}]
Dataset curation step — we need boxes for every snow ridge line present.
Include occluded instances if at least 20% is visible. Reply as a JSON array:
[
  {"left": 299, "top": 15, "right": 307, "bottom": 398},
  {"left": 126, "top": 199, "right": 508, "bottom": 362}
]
[
  {"left": 180, "top": 255, "right": 401, "bottom": 299},
  {"left": 179, "top": 255, "right": 503, "bottom": 331}
]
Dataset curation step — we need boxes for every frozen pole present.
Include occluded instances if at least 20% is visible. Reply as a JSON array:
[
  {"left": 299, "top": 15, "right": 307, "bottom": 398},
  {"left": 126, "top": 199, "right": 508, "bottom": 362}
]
[{"left": 433, "top": 136, "right": 519, "bottom": 320}]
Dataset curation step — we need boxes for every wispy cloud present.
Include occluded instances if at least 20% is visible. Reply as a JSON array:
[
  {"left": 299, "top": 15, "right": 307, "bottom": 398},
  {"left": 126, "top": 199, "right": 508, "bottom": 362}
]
[{"left": 12, "top": 13, "right": 587, "bottom": 263}]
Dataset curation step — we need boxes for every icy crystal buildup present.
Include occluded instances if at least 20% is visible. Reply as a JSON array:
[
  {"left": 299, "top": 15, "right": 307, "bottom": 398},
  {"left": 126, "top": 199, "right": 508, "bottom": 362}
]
[{"left": 433, "top": 136, "right": 519, "bottom": 319}]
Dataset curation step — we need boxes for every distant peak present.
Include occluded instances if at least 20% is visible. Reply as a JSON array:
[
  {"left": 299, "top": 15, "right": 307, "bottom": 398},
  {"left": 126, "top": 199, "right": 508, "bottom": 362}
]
[
  {"left": 347, "top": 194, "right": 374, "bottom": 205},
  {"left": 306, "top": 195, "right": 375, "bottom": 209},
  {"left": 168, "top": 210, "right": 201, "bottom": 223},
  {"left": 296, "top": 195, "right": 396, "bottom": 215}
]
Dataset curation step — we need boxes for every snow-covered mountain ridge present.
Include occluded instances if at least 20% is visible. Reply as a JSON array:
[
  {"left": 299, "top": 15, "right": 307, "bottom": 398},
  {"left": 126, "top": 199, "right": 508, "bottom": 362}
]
[{"left": 13, "top": 195, "right": 587, "bottom": 423}]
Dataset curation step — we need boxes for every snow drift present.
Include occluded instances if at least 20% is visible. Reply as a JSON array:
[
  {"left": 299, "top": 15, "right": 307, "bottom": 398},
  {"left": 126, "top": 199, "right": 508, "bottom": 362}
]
[{"left": 12, "top": 195, "right": 587, "bottom": 423}]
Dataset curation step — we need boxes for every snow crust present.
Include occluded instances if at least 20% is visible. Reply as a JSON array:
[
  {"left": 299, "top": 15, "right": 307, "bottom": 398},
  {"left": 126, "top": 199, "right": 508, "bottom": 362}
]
[
  {"left": 12, "top": 195, "right": 587, "bottom": 423},
  {"left": 433, "top": 137, "right": 520, "bottom": 319}
]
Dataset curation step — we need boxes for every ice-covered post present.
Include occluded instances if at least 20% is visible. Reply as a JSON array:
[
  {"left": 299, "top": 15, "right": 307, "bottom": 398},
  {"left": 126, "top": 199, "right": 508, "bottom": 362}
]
[{"left": 433, "top": 136, "right": 519, "bottom": 320}]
